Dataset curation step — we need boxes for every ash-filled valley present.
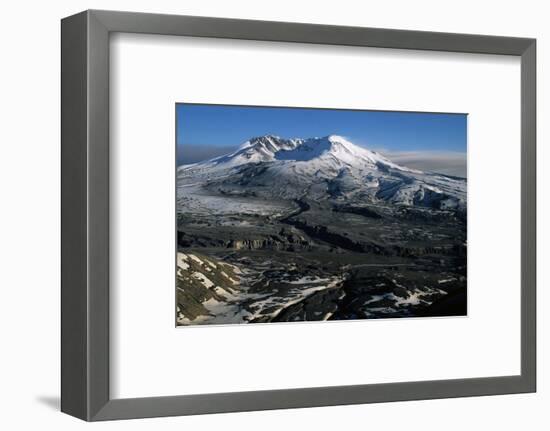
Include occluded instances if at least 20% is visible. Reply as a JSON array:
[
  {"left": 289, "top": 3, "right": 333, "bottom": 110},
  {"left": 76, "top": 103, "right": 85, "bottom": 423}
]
[{"left": 176, "top": 135, "right": 467, "bottom": 325}]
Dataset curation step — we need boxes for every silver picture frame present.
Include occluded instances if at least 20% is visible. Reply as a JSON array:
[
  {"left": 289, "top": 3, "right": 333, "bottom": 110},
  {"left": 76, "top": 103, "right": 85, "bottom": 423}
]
[{"left": 61, "top": 9, "right": 536, "bottom": 421}]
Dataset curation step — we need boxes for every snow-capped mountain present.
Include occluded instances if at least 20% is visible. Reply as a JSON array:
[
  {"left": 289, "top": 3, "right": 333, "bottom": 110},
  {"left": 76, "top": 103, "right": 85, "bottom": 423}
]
[
  {"left": 177, "top": 135, "right": 466, "bottom": 212},
  {"left": 183, "top": 135, "right": 416, "bottom": 172}
]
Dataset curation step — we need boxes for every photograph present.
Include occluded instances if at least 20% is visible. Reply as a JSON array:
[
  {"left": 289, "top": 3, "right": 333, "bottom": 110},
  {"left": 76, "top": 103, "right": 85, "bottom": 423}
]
[{"left": 176, "top": 104, "right": 467, "bottom": 325}]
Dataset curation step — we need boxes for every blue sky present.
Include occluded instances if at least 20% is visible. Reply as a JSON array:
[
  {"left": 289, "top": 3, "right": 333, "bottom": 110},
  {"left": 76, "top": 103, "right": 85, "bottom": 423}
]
[{"left": 176, "top": 104, "right": 467, "bottom": 176}]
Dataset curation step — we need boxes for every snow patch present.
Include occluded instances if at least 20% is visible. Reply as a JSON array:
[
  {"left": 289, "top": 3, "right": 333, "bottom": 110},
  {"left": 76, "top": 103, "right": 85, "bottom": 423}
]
[
  {"left": 177, "top": 253, "right": 190, "bottom": 270},
  {"left": 191, "top": 271, "right": 214, "bottom": 288}
]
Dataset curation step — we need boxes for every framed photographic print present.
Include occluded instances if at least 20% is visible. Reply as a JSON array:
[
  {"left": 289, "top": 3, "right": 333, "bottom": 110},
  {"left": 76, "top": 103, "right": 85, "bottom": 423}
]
[{"left": 61, "top": 10, "right": 536, "bottom": 421}]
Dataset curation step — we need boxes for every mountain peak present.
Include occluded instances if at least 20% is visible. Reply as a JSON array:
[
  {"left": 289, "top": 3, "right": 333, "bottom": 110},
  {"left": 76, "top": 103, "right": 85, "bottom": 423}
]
[
  {"left": 178, "top": 133, "right": 465, "bottom": 210},
  {"left": 269, "top": 134, "right": 397, "bottom": 170},
  {"left": 242, "top": 135, "right": 300, "bottom": 152},
  {"left": 183, "top": 134, "right": 421, "bottom": 175},
  {"left": 244, "top": 134, "right": 353, "bottom": 151},
  {"left": 325, "top": 134, "right": 349, "bottom": 143},
  {"left": 256, "top": 133, "right": 281, "bottom": 140}
]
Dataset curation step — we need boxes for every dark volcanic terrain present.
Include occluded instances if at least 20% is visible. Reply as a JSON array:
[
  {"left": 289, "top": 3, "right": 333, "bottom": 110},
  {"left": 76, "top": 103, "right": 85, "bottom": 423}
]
[{"left": 176, "top": 135, "right": 467, "bottom": 325}]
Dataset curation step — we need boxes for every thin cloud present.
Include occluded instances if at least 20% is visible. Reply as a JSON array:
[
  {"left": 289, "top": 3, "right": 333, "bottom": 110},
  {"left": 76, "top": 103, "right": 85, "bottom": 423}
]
[
  {"left": 178, "top": 144, "right": 238, "bottom": 165},
  {"left": 379, "top": 150, "right": 467, "bottom": 178}
]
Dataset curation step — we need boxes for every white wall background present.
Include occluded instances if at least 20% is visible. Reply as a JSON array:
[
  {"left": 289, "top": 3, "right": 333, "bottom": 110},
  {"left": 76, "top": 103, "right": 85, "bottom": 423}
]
[{"left": 0, "top": 0, "right": 547, "bottom": 429}]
